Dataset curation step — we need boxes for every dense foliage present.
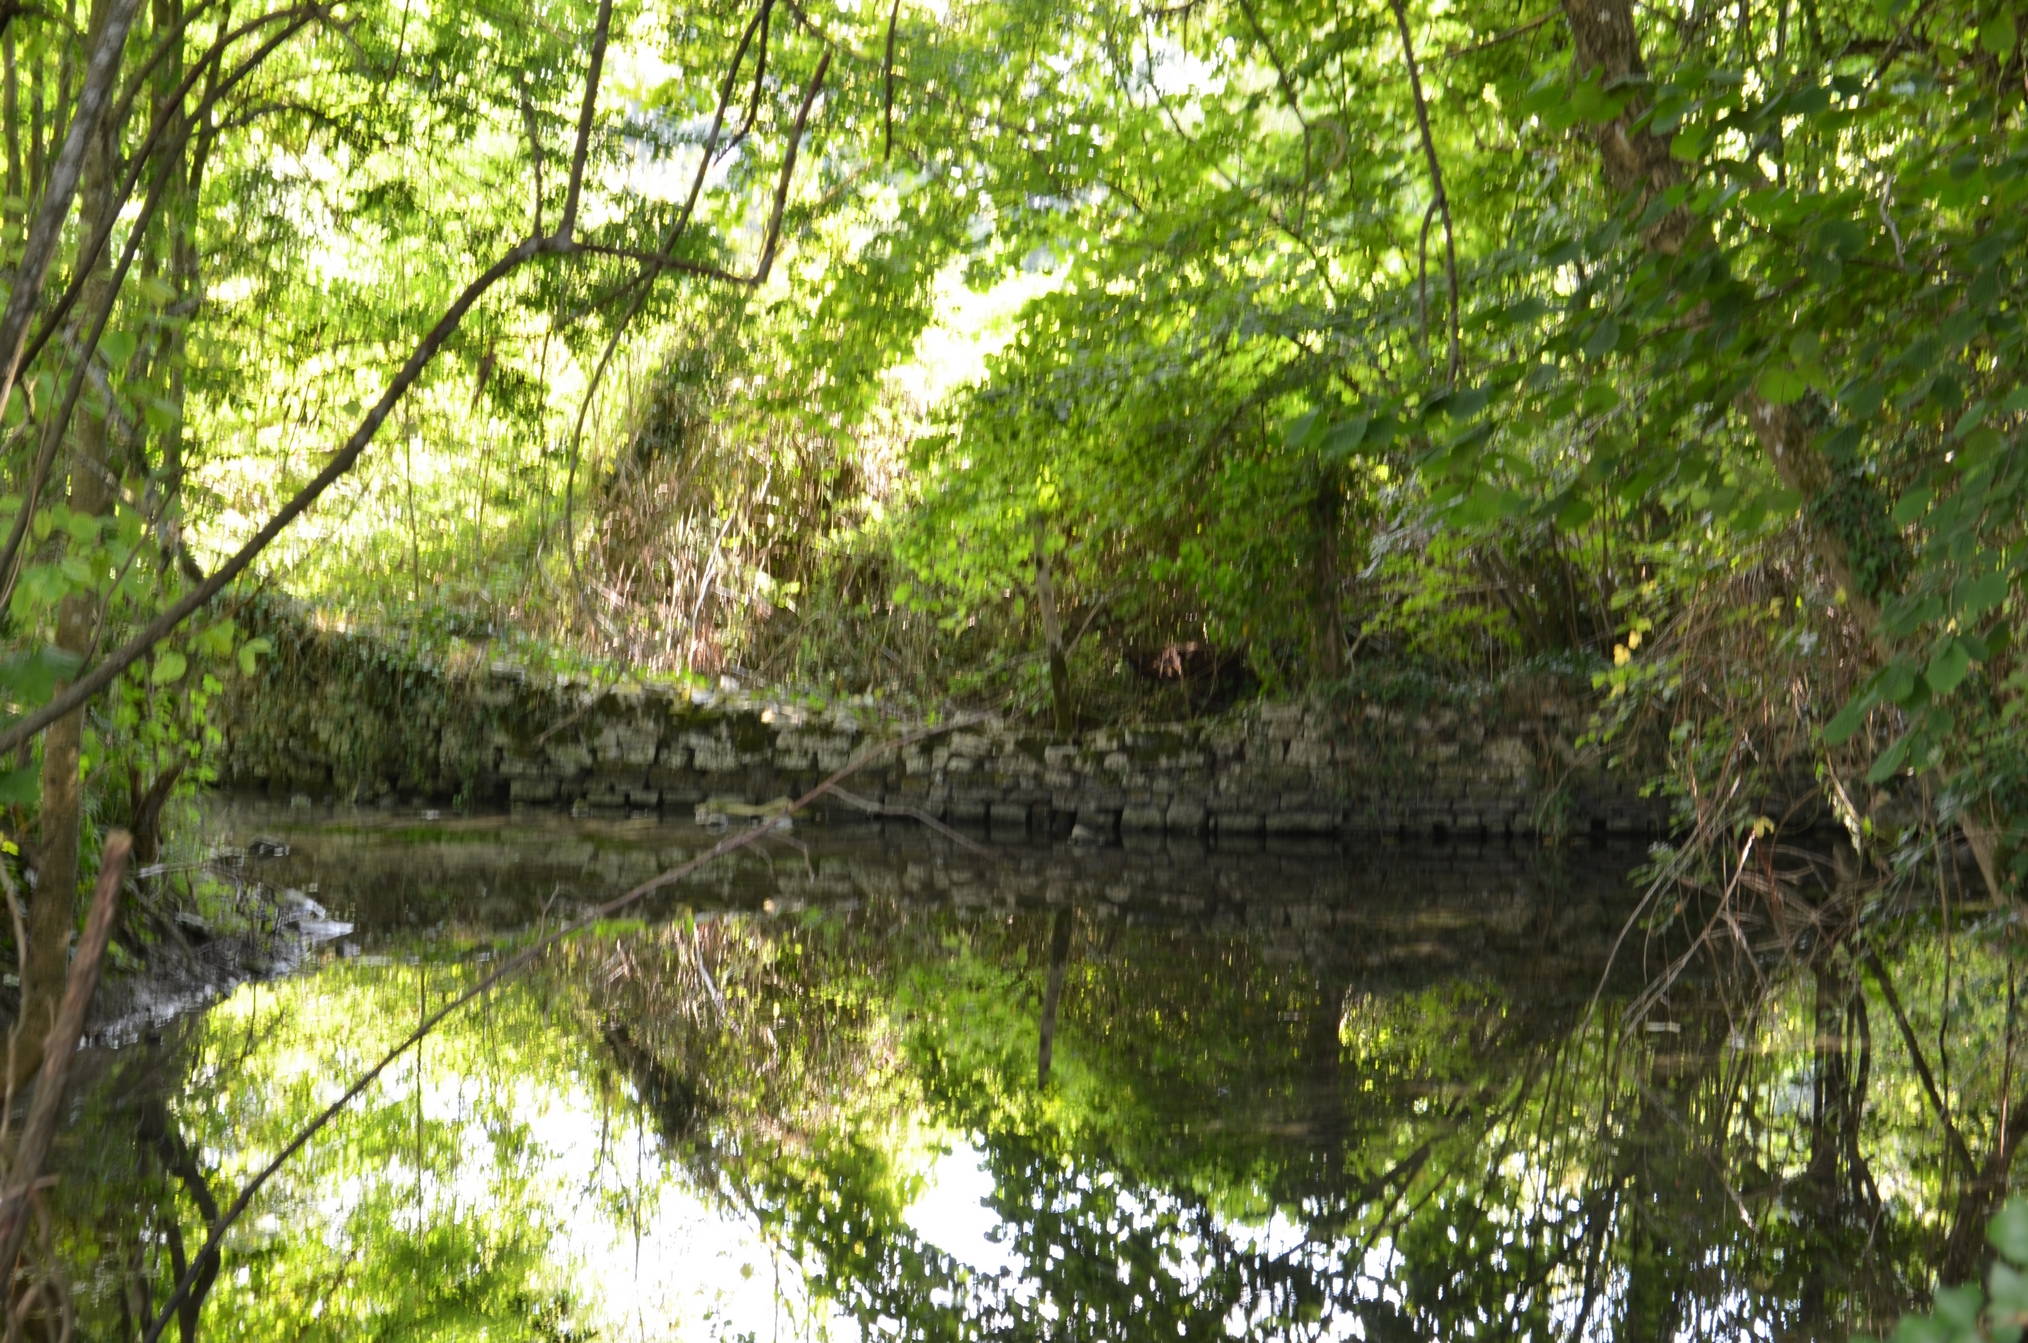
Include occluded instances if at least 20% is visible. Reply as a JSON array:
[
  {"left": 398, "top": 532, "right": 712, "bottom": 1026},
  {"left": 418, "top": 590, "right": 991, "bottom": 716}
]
[
  {"left": 0, "top": 0, "right": 2023, "bottom": 1328},
  {"left": 0, "top": 0, "right": 2015, "bottom": 886}
]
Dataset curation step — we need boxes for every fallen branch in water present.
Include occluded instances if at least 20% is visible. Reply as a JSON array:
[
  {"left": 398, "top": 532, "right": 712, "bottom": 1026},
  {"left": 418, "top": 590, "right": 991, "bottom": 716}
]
[
  {"left": 0, "top": 832, "right": 132, "bottom": 1277},
  {"left": 140, "top": 714, "right": 984, "bottom": 1342},
  {"left": 828, "top": 785, "right": 994, "bottom": 856}
]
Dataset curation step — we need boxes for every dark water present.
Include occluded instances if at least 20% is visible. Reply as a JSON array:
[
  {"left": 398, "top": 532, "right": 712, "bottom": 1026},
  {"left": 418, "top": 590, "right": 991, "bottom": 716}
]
[{"left": 46, "top": 804, "right": 1999, "bottom": 1340}]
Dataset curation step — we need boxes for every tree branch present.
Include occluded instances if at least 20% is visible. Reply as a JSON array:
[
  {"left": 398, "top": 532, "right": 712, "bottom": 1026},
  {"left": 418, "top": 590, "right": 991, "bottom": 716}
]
[
  {"left": 0, "top": 145, "right": 179, "bottom": 614},
  {"left": 754, "top": 47, "right": 830, "bottom": 285},
  {"left": 0, "top": 832, "right": 131, "bottom": 1276},
  {"left": 556, "top": 0, "right": 614, "bottom": 237},
  {"left": 0, "top": 0, "right": 145, "bottom": 425},
  {"left": 1389, "top": 0, "right": 1460, "bottom": 387},
  {"left": 0, "top": 236, "right": 549, "bottom": 758},
  {"left": 883, "top": 0, "right": 900, "bottom": 160},
  {"left": 18, "top": 5, "right": 320, "bottom": 378}
]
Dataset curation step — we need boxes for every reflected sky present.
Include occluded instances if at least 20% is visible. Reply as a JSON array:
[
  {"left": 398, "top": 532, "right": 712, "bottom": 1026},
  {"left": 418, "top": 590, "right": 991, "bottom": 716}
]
[{"left": 48, "top": 805, "right": 2014, "bottom": 1341}]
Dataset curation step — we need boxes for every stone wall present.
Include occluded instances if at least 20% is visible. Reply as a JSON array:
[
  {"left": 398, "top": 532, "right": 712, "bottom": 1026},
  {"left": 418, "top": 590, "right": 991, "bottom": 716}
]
[{"left": 217, "top": 609, "right": 1679, "bottom": 840}]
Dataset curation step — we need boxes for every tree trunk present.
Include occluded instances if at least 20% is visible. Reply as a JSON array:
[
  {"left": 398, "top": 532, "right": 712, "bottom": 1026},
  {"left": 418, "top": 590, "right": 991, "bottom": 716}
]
[
  {"left": 1037, "top": 908, "right": 1072, "bottom": 1087},
  {"left": 1032, "top": 514, "right": 1072, "bottom": 735},
  {"left": 3, "top": 30, "right": 19, "bottom": 223},
  {"left": 18, "top": 0, "right": 122, "bottom": 1086},
  {"left": 1556, "top": 0, "right": 1884, "bottom": 632}
]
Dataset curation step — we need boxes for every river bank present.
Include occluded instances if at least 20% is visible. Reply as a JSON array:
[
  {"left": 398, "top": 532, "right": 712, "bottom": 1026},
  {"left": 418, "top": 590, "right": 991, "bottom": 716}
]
[{"left": 214, "top": 603, "right": 1822, "bottom": 842}]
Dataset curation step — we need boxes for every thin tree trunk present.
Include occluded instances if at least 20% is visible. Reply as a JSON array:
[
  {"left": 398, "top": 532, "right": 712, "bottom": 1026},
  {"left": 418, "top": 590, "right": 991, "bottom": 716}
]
[
  {"left": 0, "top": 832, "right": 131, "bottom": 1275},
  {"left": 1037, "top": 908, "right": 1072, "bottom": 1086},
  {"left": 3, "top": 31, "right": 20, "bottom": 222},
  {"left": 19, "top": 1, "right": 122, "bottom": 1086},
  {"left": 1309, "top": 463, "right": 1345, "bottom": 682},
  {"left": 1033, "top": 514, "right": 1072, "bottom": 735},
  {"left": 1555, "top": 0, "right": 1885, "bottom": 631},
  {"left": 27, "top": 35, "right": 41, "bottom": 195}
]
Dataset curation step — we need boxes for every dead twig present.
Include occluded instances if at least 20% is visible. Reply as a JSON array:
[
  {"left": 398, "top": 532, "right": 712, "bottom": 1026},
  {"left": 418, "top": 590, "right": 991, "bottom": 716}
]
[
  {"left": 828, "top": 784, "right": 995, "bottom": 856},
  {"left": 0, "top": 832, "right": 132, "bottom": 1277}
]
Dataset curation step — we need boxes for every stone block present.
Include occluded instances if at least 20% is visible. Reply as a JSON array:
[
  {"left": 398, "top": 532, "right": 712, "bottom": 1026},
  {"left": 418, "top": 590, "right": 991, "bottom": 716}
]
[
  {"left": 510, "top": 776, "right": 559, "bottom": 803},
  {"left": 1265, "top": 810, "right": 1335, "bottom": 835},
  {"left": 1121, "top": 805, "right": 1165, "bottom": 831},
  {"left": 1074, "top": 809, "right": 1119, "bottom": 838},
  {"left": 545, "top": 741, "right": 592, "bottom": 775},
  {"left": 1257, "top": 702, "right": 1305, "bottom": 732},
  {"left": 949, "top": 797, "right": 990, "bottom": 823},
  {"left": 989, "top": 800, "right": 1033, "bottom": 832},
  {"left": 1285, "top": 739, "right": 1333, "bottom": 769},
  {"left": 594, "top": 724, "right": 658, "bottom": 768},
  {"left": 1166, "top": 799, "right": 1206, "bottom": 832},
  {"left": 581, "top": 774, "right": 640, "bottom": 807},
  {"left": 685, "top": 734, "right": 740, "bottom": 772},
  {"left": 1213, "top": 811, "right": 1264, "bottom": 835}
]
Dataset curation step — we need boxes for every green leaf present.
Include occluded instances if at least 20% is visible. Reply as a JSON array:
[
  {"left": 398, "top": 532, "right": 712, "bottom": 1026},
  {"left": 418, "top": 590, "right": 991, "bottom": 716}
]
[
  {"left": 1758, "top": 367, "right": 1810, "bottom": 404},
  {"left": 1582, "top": 320, "right": 1621, "bottom": 360},
  {"left": 1882, "top": 659, "right": 1921, "bottom": 704},
  {"left": 1886, "top": 1311, "right": 1953, "bottom": 1343},
  {"left": 1927, "top": 638, "right": 1972, "bottom": 695},
  {"left": 1555, "top": 496, "right": 1597, "bottom": 530},
  {"left": 1823, "top": 691, "right": 1876, "bottom": 745},
  {"left": 191, "top": 619, "right": 238, "bottom": 658},
  {"left": 0, "top": 646, "right": 82, "bottom": 707},
  {"left": 1283, "top": 409, "right": 1323, "bottom": 450},
  {"left": 98, "top": 328, "right": 138, "bottom": 367},
  {"left": 151, "top": 649, "right": 189, "bottom": 686},
  {"left": 1892, "top": 486, "right": 1934, "bottom": 525},
  {"left": 1884, "top": 595, "right": 1945, "bottom": 639},
  {"left": 1455, "top": 483, "right": 1527, "bottom": 525},
  {"left": 1935, "top": 1283, "right": 1986, "bottom": 1332},
  {"left": 1320, "top": 417, "right": 1369, "bottom": 461},
  {"left": 1983, "top": 6, "right": 2019, "bottom": 57},
  {"left": 0, "top": 766, "right": 36, "bottom": 807},
  {"left": 237, "top": 636, "right": 274, "bottom": 678},
  {"left": 1991, "top": 1199, "right": 2028, "bottom": 1267},
  {"left": 1954, "top": 571, "right": 2009, "bottom": 618}
]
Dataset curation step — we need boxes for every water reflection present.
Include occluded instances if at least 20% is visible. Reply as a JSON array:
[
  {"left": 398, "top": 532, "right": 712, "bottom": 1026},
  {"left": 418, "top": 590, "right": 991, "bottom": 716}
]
[{"left": 45, "top": 806, "right": 2012, "bottom": 1339}]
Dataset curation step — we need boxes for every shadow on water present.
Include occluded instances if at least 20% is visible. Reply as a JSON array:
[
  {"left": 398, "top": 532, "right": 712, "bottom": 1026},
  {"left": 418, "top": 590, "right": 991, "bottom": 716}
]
[{"left": 35, "top": 801, "right": 2019, "bottom": 1340}]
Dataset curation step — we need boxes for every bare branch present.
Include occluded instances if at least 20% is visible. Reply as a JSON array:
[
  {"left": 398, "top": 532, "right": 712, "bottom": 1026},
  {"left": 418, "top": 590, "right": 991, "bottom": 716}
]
[
  {"left": 19, "top": 5, "right": 321, "bottom": 377},
  {"left": 0, "top": 147, "right": 180, "bottom": 612},
  {"left": 0, "top": 0, "right": 145, "bottom": 425},
  {"left": 883, "top": 0, "right": 900, "bottom": 160},
  {"left": 1443, "top": 10, "right": 1556, "bottom": 61},
  {"left": 0, "top": 235, "right": 549, "bottom": 758},
  {"left": 0, "top": 833, "right": 131, "bottom": 1276},
  {"left": 754, "top": 47, "right": 831, "bottom": 285},
  {"left": 1389, "top": 0, "right": 1461, "bottom": 386},
  {"left": 559, "top": 0, "right": 776, "bottom": 627},
  {"left": 557, "top": 0, "right": 615, "bottom": 238}
]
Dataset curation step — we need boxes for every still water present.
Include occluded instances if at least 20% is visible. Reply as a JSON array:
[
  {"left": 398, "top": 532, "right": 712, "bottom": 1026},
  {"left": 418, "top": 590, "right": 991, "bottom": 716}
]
[{"left": 50, "top": 804, "right": 2004, "bottom": 1339}]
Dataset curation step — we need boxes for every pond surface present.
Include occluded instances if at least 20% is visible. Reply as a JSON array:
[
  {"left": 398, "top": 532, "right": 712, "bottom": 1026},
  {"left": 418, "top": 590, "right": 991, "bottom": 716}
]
[{"left": 49, "top": 803, "right": 2005, "bottom": 1340}]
